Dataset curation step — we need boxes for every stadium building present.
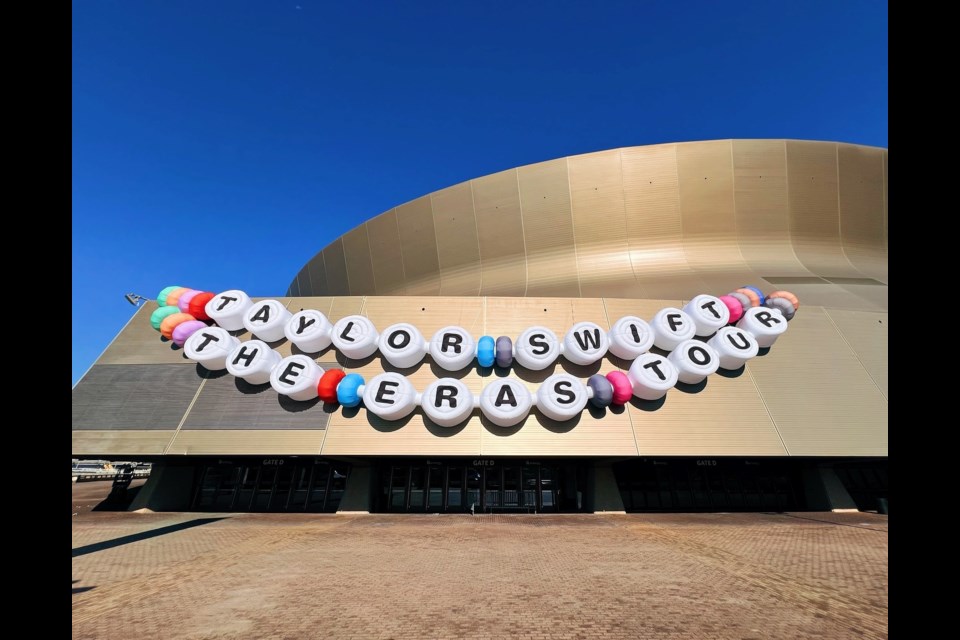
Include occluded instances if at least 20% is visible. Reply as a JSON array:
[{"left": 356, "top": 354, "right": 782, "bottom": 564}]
[{"left": 71, "top": 139, "right": 888, "bottom": 514}]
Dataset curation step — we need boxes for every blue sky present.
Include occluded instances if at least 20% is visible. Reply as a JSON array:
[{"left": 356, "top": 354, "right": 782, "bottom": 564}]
[{"left": 72, "top": 0, "right": 887, "bottom": 385}]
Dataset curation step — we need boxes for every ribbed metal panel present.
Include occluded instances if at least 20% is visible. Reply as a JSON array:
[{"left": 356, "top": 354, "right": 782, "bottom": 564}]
[
  {"left": 288, "top": 264, "right": 310, "bottom": 297},
  {"left": 785, "top": 141, "right": 860, "bottom": 278},
  {"left": 72, "top": 364, "right": 203, "bottom": 430},
  {"left": 568, "top": 150, "right": 639, "bottom": 298},
  {"left": 621, "top": 144, "right": 709, "bottom": 298},
  {"left": 823, "top": 308, "right": 888, "bottom": 399},
  {"left": 472, "top": 169, "right": 527, "bottom": 296},
  {"left": 341, "top": 225, "right": 376, "bottom": 296},
  {"left": 628, "top": 370, "right": 787, "bottom": 456},
  {"left": 73, "top": 430, "right": 176, "bottom": 456},
  {"left": 320, "top": 238, "right": 350, "bottom": 296},
  {"left": 95, "top": 303, "right": 197, "bottom": 367},
  {"left": 302, "top": 252, "right": 325, "bottom": 298},
  {"left": 431, "top": 182, "right": 482, "bottom": 296},
  {"left": 838, "top": 144, "right": 887, "bottom": 283},
  {"left": 676, "top": 140, "right": 746, "bottom": 274},
  {"left": 180, "top": 363, "right": 339, "bottom": 430},
  {"left": 166, "top": 430, "right": 326, "bottom": 456},
  {"left": 732, "top": 140, "right": 809, "bottom": 277},
  {"left": 517, "top": 157, "right": 580, "bottom": 297},
  {"left": 366, "top": 209, "right": 407, "bottom": 295},
  {"left": 328, "top": 296, "right": 366, "bottom": 323},
  {"left": 748, "top": 306, "right": 887, "bottom": 456},
  {"left": 396, "top": 196, "right": 442, "bottom": 295}
]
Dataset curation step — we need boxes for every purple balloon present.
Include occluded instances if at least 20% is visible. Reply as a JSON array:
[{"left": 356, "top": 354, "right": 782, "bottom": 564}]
[{"left": 172, "top": 320, "right": 208, "bottom": 347}]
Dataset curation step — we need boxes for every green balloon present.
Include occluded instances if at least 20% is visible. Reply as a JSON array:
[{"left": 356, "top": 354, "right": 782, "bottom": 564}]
[
  {"left": 150, "top": 305, "right": 181, "bottom": 331},
  {"left": 157, "top": 285, "right": 181, "bottom": 307}
]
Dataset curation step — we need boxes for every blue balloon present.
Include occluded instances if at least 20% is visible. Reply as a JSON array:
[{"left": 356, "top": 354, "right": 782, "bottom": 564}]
[
  {"left": 477, "top": 336, "right": 495, "bottom": 368},
  {"left": 336, "top": 373, "right": 365, "bottom": 408}
]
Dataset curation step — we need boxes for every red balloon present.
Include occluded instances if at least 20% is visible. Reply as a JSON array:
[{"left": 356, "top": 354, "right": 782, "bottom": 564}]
[
  {"left": 188, "top": 292, "right": 216, "bottom": 321},
  {"left": 317, "top": 369, "right": 347, "bottom": 403}
]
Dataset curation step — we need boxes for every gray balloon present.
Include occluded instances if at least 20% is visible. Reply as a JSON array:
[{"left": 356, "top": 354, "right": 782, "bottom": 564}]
[
  {"left": 728, "top": 291, "right": 752, "bottom": 315},
  {"left": 495, "top": 336, "right": 513, "bottom": 368},
  {"left": 587, "top": 374, "right": 613, "bottom": 408},
  {"left": 764, "top": 297, "right": 796, "bottom": 321}
]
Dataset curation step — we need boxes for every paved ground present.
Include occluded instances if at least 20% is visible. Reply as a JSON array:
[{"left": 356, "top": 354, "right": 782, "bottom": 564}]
[{"left": 72, "top": 483, "right": 887, "bottom": 640}]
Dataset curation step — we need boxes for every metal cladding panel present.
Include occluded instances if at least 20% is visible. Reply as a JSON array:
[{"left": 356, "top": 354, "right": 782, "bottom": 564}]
[
  {"left": 785, "top": 141, "right": 861, "bottom": 278},
  {"left": 568, "top": 150, "right": 640, "bottom": 298},
  {"left": 321, "top": 414, "right": 484, "bottom": 456},
  {"left": 431, "top": 182, "right": 482, "bottom": 296},
  {"left": 479, "top": 297, "right": 638, "bottom": 456},
  {"left": 628, "top": 369, "right": 787, "bottom": 456},
  {"left": 302, "top": 253, "right": 325, "bottom": 298},
  {"left": 676, "top": 139, "right": 748, "bottom": 273},
  {"left": 341, "top": 225, "right": 376, "bottom": 296},
  {"left": 731, "top": 140, "right": 809, "bottom": 276},
  {"left": 747, "top": 306, "right": 888, "bottom": 456},
  {"left": 517, "top": 158, "right": 580, "bottom": 297},
  {"left": 288, "top": 265, "right": 309, "bottom": 296},
  {"left": 823, "top": 308, "right": 888, "bottom": 399},
  {"left": 366, "top": 209, "right": 408, "bottom": 295},
  {"left": 320, "top": 238, "right": 350, "bottom": 296},
  {"left": 165, "top": 430, "right": 326, "bottom": 456},
  {"left": 621, "top": 144, "right": 710, "bottom": 298},
  {"left": 73, "top": 431, "right": 176, "bottom": 457},
  {"left": 760, "top": 281, "right": 887, "bottom": 313},
  {"left": 179, "top": 363, "right": 338, "bottom": 430},
  {"left": 396, "top": 196, "right": 442, "bottom": 295},
  {"left": 327, "top": 296, "right": 366, "bottom": 323},
  {"left": 320, "top": 296, "right": 486, "bottom": 456},
  {"left": 95, "top": 303, "right": 195, "bottom": 366},
  {"left": 472, "top": 168, "right": 527, "bottom": 296},
  {"left": 289, "top": 297, "right": 335, "bottom": 319},
  {"left": 882, "top": 150, "right": 888, "bottom": 256},
  {"left": 72, "top": 364, "right": 203, "bottom": 430},
  {"left": 838, "top": 144, "right": 887, "bottom": 283}
]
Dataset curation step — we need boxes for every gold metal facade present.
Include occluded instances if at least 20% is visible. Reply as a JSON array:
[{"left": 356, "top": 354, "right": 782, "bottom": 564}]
[{"left": 76, "top": 140, "right": 887, "bottom": 458}]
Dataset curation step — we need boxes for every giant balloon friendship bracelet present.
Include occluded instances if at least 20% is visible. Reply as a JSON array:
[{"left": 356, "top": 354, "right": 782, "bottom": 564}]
[
  {"left": 142, "top": 284, "right": 799, "bottom": 427},
  {"left": 150, "top": 285, "right": 799, "bottom": 372}
]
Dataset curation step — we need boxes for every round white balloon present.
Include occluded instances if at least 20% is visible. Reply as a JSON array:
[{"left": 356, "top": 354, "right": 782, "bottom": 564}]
[
  {"left": 479, "top": 379, "right": 533, "bottom": 427},
  {"left": 514, "top": 326, "right": 560, "bottom": 370},
  {"left": 242, "top": 300, "right": 292, "bottom": 343},
  {"left": 284, "top": 309, "right": 333, "bottom": 353},
  {"left": 422, "top": 378, "right": 473, "bottom": 427},
  {"left": 736, "top": 306, "right": 788, "bottom": 348},
  {"left": 225, "top": 339, "right": 282, "bottom": 385},
  {"left": 183, "top": 326, "right": 240, "bottom": 371},
  {"left": 331, "top": 315, "right": 379, "bottom": 360},
  {"left": 537, "top": 373, "right": 588, "bottom": 421},
  {"left": 379, "top": 323, "right": 427, "bottom": 369},
  {"left": 607, "top": 316, "right": 655, "bottom": 360},
  {"left": 651, "top": 308, "right": 696, "bottom": 351},
  {"left": 707, "top": 327, "right": 760, "bottom": 370},
  {"left": 269, "top": 354, "right": 323, "bottom": 401},
  {"left": 205, "top": 289, "right": 253, "bottom": 331},
  {"left": 362, "top": 372, "right": 418, "bottom": 421},
  {"left": 667, "top": 339, "right": 720, "bottom": 384},
  {"left": 627, "top": 352, "right": 679, "bottom": 401},
  {"left": 429, "top": 326, "right": 476, "bottom": 371},
  {"left": 682, "top": 294, "right": 731, "bottom": 337},
  {"left": 562, "top": 322, "right": 609, "bottom": 366}
]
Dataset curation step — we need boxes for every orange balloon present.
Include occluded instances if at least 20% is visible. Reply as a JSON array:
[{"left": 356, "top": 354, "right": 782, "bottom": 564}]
[
  {"left": 160, "top": 312, "right": 196, "bottom": 339},
  {"left": 735, "top": 287, "right": 760, "bottom": 308},
  {"left": 768, "top": 290, "right": 799, "bottom": 310},
  {"left": 164, "top": 287, "right": 190, "bottom": 309}
]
